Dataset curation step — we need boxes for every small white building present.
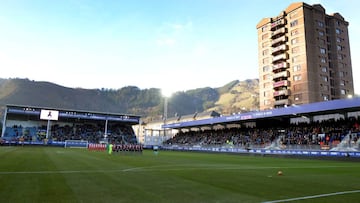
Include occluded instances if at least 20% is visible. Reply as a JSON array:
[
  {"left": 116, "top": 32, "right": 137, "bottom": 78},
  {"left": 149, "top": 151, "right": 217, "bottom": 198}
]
[{"left": 133, "top": 111, "right": 221, "bottom": 146}]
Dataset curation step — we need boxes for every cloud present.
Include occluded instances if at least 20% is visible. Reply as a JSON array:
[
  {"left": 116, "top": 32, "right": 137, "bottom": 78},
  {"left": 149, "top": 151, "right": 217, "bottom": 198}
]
[
  {"left": 156, "top": 38, "right": 176, "bottom": 46},
  {"left": 168, "top": 20, "right": 193, "bottom": 31},
  {"left": 155, "top": 20, "right": 193, "bottom": 47},
  {"left": 170, "top": 23, "right": 184, "bottom": 30},
  {"left": 192, "top": 44, "right": 209, "bottom": 57}
]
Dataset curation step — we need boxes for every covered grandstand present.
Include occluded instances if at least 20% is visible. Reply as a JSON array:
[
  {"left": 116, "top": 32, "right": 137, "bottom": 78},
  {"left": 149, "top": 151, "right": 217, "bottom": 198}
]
[
  {"left": 1, "top": 104, "right": 140, "bottom": 147},
  {"left": 160, "top": 97, "right": 360, "bottom": 157},
  {"left": 163, "top": 97, "right": 360, "bottom": 130}
]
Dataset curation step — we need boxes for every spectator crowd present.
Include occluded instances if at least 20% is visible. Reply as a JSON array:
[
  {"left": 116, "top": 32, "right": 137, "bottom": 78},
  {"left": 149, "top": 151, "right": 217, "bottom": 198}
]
[{"left": 164, "top": 118, "right": 360, "bottom": 149}]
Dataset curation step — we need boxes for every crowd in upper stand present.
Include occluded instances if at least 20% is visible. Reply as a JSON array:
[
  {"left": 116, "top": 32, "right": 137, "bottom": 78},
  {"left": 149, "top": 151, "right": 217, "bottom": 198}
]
[
  {"left": 2, "top": 123, "right": 137, "bottom": 144},
  {"left": 164, "top": 117, "right": 360, "bottom": 148}
]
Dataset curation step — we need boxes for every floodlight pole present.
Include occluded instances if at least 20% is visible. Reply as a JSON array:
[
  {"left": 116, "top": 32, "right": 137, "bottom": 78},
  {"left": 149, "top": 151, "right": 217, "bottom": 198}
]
[
  {"left": 46, "top": 120, "right": 50, "bottom": 139},
  {"left": 1, "top": 106, "right": 8, "bottom": 138},
  {"left": 164, "top": 97, "right": 168, "bottom": 123},
  {"left": 104, "top": 119, "right": 108, "bottom": 141},
  {"left": 164, "top": 96, "right": 168, "bottom": 137}
]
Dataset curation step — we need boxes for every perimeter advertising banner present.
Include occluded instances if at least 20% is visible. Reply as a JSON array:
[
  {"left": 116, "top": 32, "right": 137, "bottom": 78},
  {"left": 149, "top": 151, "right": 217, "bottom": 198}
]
[{"left": 40, "top": 109, "right": 59, "bottom": 120}]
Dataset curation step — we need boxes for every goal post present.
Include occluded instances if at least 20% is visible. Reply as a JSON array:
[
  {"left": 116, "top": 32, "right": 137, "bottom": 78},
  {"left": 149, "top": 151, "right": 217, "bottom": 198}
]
[{"left": 64, "top": 140, "right": 89, "bottom": 148}]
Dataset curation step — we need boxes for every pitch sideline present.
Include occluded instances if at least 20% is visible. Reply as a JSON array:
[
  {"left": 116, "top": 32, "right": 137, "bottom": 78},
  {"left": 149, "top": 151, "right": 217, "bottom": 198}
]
[
  {"left": 0, "top": 164, "right": 355, "bottom": 174},
  {"left": 263, "top": 190, "right": 360, "bottom": 203}
]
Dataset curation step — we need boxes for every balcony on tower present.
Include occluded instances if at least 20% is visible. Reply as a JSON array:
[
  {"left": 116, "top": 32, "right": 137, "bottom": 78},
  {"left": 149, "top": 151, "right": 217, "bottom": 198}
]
[
  {"left": 272, "top": 53, "right": 288, "bottom": 63},
  {"left": 272, "top": 62, "right": 289, "bottom": 72},
  {"left": 273, "top": 70, "right": 290, "bottom": 80},
  {"left": 274, "top": 98, "right": 290, "bottom": 106},
  {"left": 272, "top": 44, "right": 288, "bottom": 55},
  {"left": 271, "top": 36, "right": 287, "bottom": 47},
  {"left": 273, "top": 80, "right": 289, "bottom": 88},
  {"left": 271, "top": 27, "right": 287, "bottom": 39},
  {"left": 271, "top": 19, "right": 286, "bottom": 30},
  {"left": 273, "top": 89, "right": 290, "bottom": 97}
]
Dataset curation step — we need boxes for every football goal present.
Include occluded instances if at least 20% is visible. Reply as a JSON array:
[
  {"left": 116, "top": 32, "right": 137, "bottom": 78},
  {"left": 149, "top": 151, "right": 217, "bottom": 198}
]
[{"left": 64, "top": 140, "right": 89, "bottom": 148}]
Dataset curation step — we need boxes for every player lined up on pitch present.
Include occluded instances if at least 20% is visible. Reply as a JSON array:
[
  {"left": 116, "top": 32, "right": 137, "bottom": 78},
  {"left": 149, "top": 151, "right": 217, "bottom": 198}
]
[{"left": 89, "top": 143, "right": 143, "bottom": 154}]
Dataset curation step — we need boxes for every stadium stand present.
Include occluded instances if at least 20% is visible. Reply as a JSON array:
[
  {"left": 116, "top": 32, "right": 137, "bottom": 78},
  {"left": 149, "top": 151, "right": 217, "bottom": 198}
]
[
  {"left": 159, "top": 97, "right": 360, "bottom": 154},
  {"left": 163, "top": 117, "right": 360, "bottom": 150},
  {"left": 1, "top": 105, "right": 140, "bottom": 147}
]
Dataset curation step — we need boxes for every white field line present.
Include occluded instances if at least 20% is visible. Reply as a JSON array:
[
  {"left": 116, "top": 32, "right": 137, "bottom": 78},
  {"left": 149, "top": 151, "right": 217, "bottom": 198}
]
[
  {"left": 0, "top": 165, "right": 354, "bottom": 175},
  {"left": 263, "top": 190, "right": 360, "bottom": 203},
  {"left": 121, "top": 164, "right": 353, "bottom": 172}
]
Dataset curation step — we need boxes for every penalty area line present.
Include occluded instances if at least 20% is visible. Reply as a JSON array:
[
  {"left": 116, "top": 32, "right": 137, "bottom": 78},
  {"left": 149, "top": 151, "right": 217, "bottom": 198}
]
[{"left": 263, "top": 190, "right": 360, "bottom": 203}]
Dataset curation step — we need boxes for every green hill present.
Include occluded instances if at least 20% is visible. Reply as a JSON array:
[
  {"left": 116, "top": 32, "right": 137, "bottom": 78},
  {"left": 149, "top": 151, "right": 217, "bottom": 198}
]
[{"left": 0, "top": 78, "right": 259, "bottom": 120}]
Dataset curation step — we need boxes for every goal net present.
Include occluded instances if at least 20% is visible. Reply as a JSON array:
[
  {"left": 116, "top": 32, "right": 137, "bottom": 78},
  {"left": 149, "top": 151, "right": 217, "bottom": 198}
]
[{"left": 64, "top": 140, "right": 89, "bottom": 148}]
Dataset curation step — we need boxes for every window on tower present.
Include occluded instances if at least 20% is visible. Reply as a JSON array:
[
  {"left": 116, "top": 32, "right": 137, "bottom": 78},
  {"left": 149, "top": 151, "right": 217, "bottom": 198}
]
[
  {"left": 318, "top": 21, "right": 324, "bottom": 27},
  {"left": 263, "top": 65, "right": 270, "bottom": 72},
  {"left": 262, "top": 25, "right": 268, "bottom": 32},
  {"left": 290, "top": 20, "right": 298, "bottom": 27},
  {"left": 293, "top": 64, "right": 301, "bottom": 72},
  {"left": 320, "top": 57, "right": 326, "bottom": 63},
  {"left": 262, "top": 49, "right": 269, "bottom": 56},
  {"left": 292, "top": 46, "right": 300, "bottom": 54},
  {"left": 323, "top": 76, "right": 328, "bottom": 82},
  {"left": 336, "top": 28, "right": 341, "bottom": 34},
  {"left": 294, "top": 94, "right": 302, "bottom": 101},
  {"left": 291, "top": 38, "right": 299, "bottom": 45},
  {"left": 293, "top": 74, "right": 302, "bottom": 81},
  {"left": 320, "top": 48, "right": 326, "bottom": 54},
  {"left": 291, "top": 29, "right": 299, "bottom": 36}
]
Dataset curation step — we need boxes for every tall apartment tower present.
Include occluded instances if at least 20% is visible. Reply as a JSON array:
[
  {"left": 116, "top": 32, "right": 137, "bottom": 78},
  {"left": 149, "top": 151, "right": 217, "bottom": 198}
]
[{"left": 256, "top": 2, "right": 354, "bottom": 110}]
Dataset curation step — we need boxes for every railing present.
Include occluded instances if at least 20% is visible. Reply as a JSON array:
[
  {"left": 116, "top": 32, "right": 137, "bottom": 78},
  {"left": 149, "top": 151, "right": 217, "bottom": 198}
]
[
  {"left": 272, "top": 44, "right": 288, "bottom": 54},
  {"left": 274, "top": 98, "right": 290, "bottom": 105},
  {"left": 273, "top": 80, "right": 289, "bottom": 88},
  {"left": 273, "top": 62, "right": 289, "bottom": 71},
  {"left": 271, "top": 36, "right": 287, "bottom": 46},
  {"left": 271, "top": 19, "right": 286, "bottom": 29},
  {"left": 272, "top": 53, "right": 288, "bottom": 62},
  {"left": 271, "top": 27, "right": 286, "bottom": 38},
  {"left": 273, "top": 89, "right": 290, "bottom": 97},
  {"left": 273, "top": 70, "right": 290, "bottom": 80}
]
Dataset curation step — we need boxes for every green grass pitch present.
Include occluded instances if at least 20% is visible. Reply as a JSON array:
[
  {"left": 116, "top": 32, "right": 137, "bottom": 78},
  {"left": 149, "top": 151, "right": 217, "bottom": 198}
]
[{"left": 0, "top": 146, "right": 359, "bottom": 203}]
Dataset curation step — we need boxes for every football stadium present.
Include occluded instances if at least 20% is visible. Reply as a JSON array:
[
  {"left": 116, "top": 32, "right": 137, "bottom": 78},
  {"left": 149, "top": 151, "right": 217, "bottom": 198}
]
[
  {"left": 1, "top": 0, "right": 360, "bottom": 202},
  {"left": 1, "top": 98, "right": 360, "bottom": 203}
]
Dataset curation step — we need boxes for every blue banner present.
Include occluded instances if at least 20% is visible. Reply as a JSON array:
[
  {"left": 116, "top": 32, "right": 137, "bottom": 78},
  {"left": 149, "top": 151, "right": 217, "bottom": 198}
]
[{"left": 162, "top": 146, "right": 360, "bottom": 157}]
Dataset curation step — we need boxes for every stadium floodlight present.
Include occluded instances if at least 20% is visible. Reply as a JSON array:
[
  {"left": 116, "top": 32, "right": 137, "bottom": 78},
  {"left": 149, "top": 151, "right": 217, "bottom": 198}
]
[
  {"left": 161, "top": 88, "right": 174, "bottom": 139},
  {"left": 161, "top": 88, "right": 174, "bottom": 122},
  {"left": 161, "top": 88, "right": 173, "bottom": 98}
]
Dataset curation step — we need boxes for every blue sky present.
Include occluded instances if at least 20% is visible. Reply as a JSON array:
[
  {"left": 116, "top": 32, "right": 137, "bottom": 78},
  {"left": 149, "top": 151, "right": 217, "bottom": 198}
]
[{"left": 0, "top": 0, "right": 359, "bottom": 96}]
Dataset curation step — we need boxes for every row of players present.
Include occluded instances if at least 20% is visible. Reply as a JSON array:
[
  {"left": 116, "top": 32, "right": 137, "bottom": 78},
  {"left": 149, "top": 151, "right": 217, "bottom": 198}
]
[{"left": 88, "top": 143, "right": 143, "bottom": 152}]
